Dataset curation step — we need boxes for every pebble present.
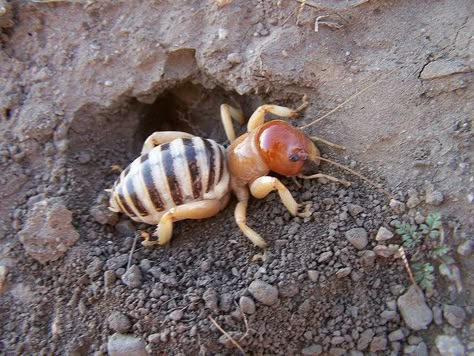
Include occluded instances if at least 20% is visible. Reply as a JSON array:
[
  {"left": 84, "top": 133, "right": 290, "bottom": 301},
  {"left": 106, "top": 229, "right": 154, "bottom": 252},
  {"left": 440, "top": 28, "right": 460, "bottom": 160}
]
[
  {"left": 301, "top": 344, "right": 323, "bottom": 356},
  {"left": 369, "top": 335, "right": 387, "bottom": 352},
  {"left": 203, "top": 288, "right": 219, "bottom": 313},
  {"left": 278, "top": 281, "right": 299, "bottom": 298},
  {"left": 380, "top": 310, "right": 397, "bottom": 324},
  {"left": 375, "top": 227, "right": 393, "bottom": 241},
  {"left": 335, "top": 267, "right": 352, "bottom": 279},
  {"left": 107, "top": 334, "right": 148, "bottom": 356},
  {"left": 388, "top": 329, "right": 405, "bottom": 341},
  {"left": 108, "top": 311, "right": 131, "bottom": 333},
  {"left": 115, "top": 220, "right": 136, "bottom": 236},
  {"left": 419, "top": 58, "right": 471, "bottom": 80},
  {"left": 435, "top": 335, "right": 465, "bottom": 355},
  {"left": 406, "top": 195, "right": 420, "bottom": 209},
  {"left": 308, "top": 270, "right": 319, "bottom": 282},
  {"left": 248, "top": 280, "right": 279, "bottom": 306},
  {"left": 168, "top": 309, "right": 183, "bottom": 321},
  {"left": 226, "top": 52, "right": 242, "bottom": 65},
  {"left": 457, "top": 240, "right": 474, "bottom": 256},
  {"left": 432, "top": 305, "right": 443, "bottom": 325},
  {"left": 331, "top": 336, "right": 345, "bottom": 345},
  {"left": 106, "top": 254, "right": 129, "bottom": 270},
  {"left": 357, "top": 328, "right": 374, "bottom": 350},
  {"left": 443, "top": 304, "right": 466, "bottom": 328},
  {"left": 345, "top": 228, "right": 368, "bottom": 250},
  {"left": 425, "top": 190, "right": 444, "bottom": 205},
  {"left": 121, "top": 265, "right": 142, "bottom": 288},
  {"left": 318, "top": 251, "right": 333, "bottom": 263},
  {"left": 397, "top": 286, "right": 433, "bottom": 330},
  {"left": 147, "top": 333, "right": 161, "bottom": 343},
  {"left": 90, "top": 205, "right": 119, "bottom": 225},
  {"left": 389, "top": 199, "right": 406, "bottom": 214},
  {"left": 373, "top": 245, "right": 395, "bottom": 258},
  {"left": 359, "top": 250, "right": 376, "bottom": 267},
  {"left": 348, "top": 204, "right": 364, "bottom": 216},
  {"left": 239, "top": 296, "right": 256, "bottom": 314}
]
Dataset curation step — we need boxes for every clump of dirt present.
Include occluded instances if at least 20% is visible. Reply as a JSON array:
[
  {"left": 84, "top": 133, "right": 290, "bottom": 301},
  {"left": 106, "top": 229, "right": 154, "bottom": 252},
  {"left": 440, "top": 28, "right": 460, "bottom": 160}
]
[{"left": 0, "top": 0, "right": 473, "bottom": 355}]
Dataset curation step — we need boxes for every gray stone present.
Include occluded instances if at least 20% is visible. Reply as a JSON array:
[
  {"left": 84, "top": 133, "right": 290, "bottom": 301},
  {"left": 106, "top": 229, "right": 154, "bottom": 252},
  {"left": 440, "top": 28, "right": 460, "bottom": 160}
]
[
  {"left": 18, "top": 198, "right": 80, "bottom": 263},
  {"left": 406, "top": 195, "right": 420, "bottom": 209},
  {"left": 239, "top": 296, "right": 256, "bottom": 314},
  {"left": 278, "top": 281, "right": 300, "bottom": 298},
  {"left": 168, "top": 309, "right": 183, "bottom": 321},
  {"left": 373, "top": 245, "right": 395, "bottom": 258},
  {"left": 108, "top": 311, "right": 131, "bottom": 333},
  {"left": 369, "top": 335, "right": 387, "bottom": 352},
  {"left": 329, "top": 347, "right": 346, "bottom": 356},
  {"left": 331, "top": 336, "right": 345, "bottom": 345},
  {"left": 308, "top": 270, "right": 319, "bottom": 282},
  {"left": 248, "top": 280, "right": 279, "bottom": 306},
  {"left": 388, "top": 329, "right": 405, "bottom": 341},
  {"left": 335, "top": 267, "right": 352, "bottom": 279},
  {"left": 443, "top": 304, "right": 466, "bottom": 328},
  {"left": 226, "top": 52, "right": 242, "bottom": 64},
  {"left": 121, "top": 265, "right": 142, "bottom": 288},
  {"left": 318, "top": 251, "right": 333, "bottom": 263},
  {"left": 426, "top": 190, "right": 444, "bottom": 205},
  {"left": 389, "top": 199, "right": 406, "bottom": 214},
  {"left": 106, "top": 254, "right": 129, "bottom": 270},
  {"left": 203, "top": 288, "right": 219, "bottom": 313},
  {"left": 302, "top": 344, "right": 323, "bottom": 356},
  {"left": 115, "top": 220, "right": 136, "bottom": 236},
  {"left": 345, "top": 228, "right": 368, "bottom": 250},
  {"left": 360, "top": 250, "right": 376, "bottom": 267},
  {"left": 419, "top": 58, "right": 471, "bottom": 80},
  {"left": 435, "top": 335, "right": 465, "bottom": 356},
  {"left": 397, "top": 286, "right": 432, "bottom": 330},
  {"left": 90, "top": 205, "right": 119, "bottom": 225},
  {"left": 433, "top": 305, "right": 443, "bottom": 325},
  {"left": 348, "top": 204, "right": 364, "bottom": 216},
  {"left": 457, "top": 240, "right": 474, "bottom": 257},
  {"left": 380, "top": 310, "right": 397, "bottom": 324},
  {"left": 375, "top": 227, "right": 394, "bottom": 241},
  {"left": 107, "top": 333, "right": 148, "bottom": 356},
  {"left": 357, "top": 328, "right": 374, "bottom": 351}
]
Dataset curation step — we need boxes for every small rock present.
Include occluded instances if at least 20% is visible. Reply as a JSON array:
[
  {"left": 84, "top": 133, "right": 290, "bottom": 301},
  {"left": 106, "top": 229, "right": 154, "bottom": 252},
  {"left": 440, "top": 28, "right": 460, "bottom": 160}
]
[
  {"left": 374, "top": 245, "right": 395, "bottom": 258},
  {"left": 435, "top": 335, "right": 465, "bottom": 356},
  {"left": 18, "top": 198, "right": 80, "bottom": 263},
  {"left": 108, "top": 311, "right": 131, "bottom": 333},
  {"left": 443, "top": 304, "right": 466, "bottom": 328},
  {"left": 335, "top": 267, "right": 352, "bottom": 279},
  {"left": 147, "top": 333, "right": 161, "bottom": 343},
  {"left": 389, "top": 199, "right": 406, "bottom": 214},
  {"left": 433, "top": 305, "right": 443, "bottom": 325},
  {"left": 239, "top": 296, "right": 256, "bottom": 314},
  {"left": 115, "top": 220, "right": 136, "bottom": 236},
  {"left": 375, "top": 227, "right": 394, "bottom": 241},
  {"left": 219, "top": 293, "right": 233, "bottom": 312},
  {"left": 302, "top": 344, "right": 323, "bottom": 356},
  {"left": 203, "top": 288, "right": 219, "bottom": 313},
  {"left": 380, "top": 310, "right": 397, "bottom": 324},
  {"left": 121, "top": 265, "right": 142, "bottom": 288},
  {"left": 425, "top": 190, "right": 444, "bottom": 205},
  {"left": 278, "top": 281, "right": 300, "bottom": 298},
  {"left": 357, "top": 328, "right": 374, "bottom": 351},
  {"left": 168, "top": 309, "right": 183, "bottom": 321},
  {"left": 360, "top": 250, "right": 376, "bottom": 267},
  {"left": 348, "top": 204, "right": 364, "bottom": 216},
  {"left": 318, "top": 251, "right": 333, "bottom": 263},
  {"left": 308, "top": 270, "right": 319, "bottom": 282},
  {"left": 369, "top": 335, "right": 387, "bottom": 352},
  {"left": 248, "top": 280, "right": 279, "bottom": 306},
  {"left": 388, "top": 329, "right": 405, "bottom": 342},
  {"left": 329, "top": 348, "right": 346, "bottom": 356},
  {"left": 106, "top": 254, "right": 129, "bottom": 270},
  {"left": 226, "top": 52, "right": 242, "bottom": 64},
  {"left": 457, "top": 240, "right": 474, "bottom": 257},
  {"left": 397, "top": 286, "right": 433, "bottom": 330},
  {"left": 345, "top": 228, "right": 368, "bottom": 250},
  {"left": 107, "top": 334, "right": 148, "bottom": 356},
  {"left": 414, "top": 342, "right": 428, "bottom": 356},
  {"left": 419, "top": 58, "right": 471, "bottom": 80},
  {"left": 414, "top": 211, "right": 425, "bottom": 224},
  {"left": 331, "top": 336, "right": 345, "bottom": 345},
  {"left": 406, "top": 194, "right": 420, "bottom": 209}
]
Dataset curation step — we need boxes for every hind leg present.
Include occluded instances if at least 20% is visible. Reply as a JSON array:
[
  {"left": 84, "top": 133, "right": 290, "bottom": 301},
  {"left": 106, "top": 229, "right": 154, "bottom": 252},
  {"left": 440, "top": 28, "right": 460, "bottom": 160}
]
[{"left": 141, "top": 131, "right": 195, "bottom": 154}]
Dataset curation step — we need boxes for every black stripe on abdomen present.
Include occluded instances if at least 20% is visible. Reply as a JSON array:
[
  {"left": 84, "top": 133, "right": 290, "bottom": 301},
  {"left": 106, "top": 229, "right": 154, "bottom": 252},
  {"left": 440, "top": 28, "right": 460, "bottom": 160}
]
[
  {"left": 183, "top": 139, "right": 201, "bottom": 199},
  {"left": 140, "top": 154, "right": 165, "bottom": 212},
  {"left": 161, "top": 143, "right": 183, "bottom": 205},
  {"left": 203, "top": 139, "right": 215, "bottom": 193},
  {"left": 116, "top": 185, "right": 136, "bottom": 218},
  {"left": 125, "top": 175, "right": 148, "bottom": 217}
]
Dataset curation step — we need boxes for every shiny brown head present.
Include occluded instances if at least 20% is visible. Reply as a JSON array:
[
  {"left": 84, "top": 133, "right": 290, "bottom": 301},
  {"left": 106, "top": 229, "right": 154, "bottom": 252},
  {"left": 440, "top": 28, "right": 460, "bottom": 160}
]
[{"left": 256, "top": 120, "right": 320, "bottom": 176}]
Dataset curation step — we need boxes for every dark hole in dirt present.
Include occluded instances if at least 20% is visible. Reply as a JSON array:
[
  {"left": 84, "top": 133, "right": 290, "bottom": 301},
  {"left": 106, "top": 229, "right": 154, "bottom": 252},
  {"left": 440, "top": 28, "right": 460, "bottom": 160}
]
[{"left": 134, "top": 82, "right": 256, "bottom": 153}]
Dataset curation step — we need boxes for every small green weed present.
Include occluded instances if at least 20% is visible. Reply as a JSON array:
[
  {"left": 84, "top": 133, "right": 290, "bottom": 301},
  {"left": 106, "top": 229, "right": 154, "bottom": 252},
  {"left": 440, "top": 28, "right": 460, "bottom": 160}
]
[{"left": 394, "top": 213, "right": 454, "bottom": 295}]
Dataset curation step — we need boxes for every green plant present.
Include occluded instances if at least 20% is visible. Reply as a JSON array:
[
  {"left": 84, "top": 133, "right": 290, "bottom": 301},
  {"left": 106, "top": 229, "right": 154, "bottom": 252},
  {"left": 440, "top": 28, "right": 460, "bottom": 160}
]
[{"left": 394, "top": 213, "right": 455, "bottom": 295}]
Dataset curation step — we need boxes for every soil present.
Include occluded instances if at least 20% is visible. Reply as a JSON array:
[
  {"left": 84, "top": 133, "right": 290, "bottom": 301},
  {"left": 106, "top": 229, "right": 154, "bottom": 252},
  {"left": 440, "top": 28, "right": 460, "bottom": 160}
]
[{"left": 0, "top": 0, "right": 473, "bottom": 355}]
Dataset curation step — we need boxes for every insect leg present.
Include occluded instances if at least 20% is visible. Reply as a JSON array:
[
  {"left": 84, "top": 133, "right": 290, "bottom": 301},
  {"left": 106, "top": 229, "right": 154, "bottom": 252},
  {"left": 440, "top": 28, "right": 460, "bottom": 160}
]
[
  {"left": 220, "top": 104, "right": 245, "bottom": 143},
  {"left": 298, "top": 173, "right": 351, "bottom": 187},
  {"left": 234, "top": 199, "right": 268, "bottom": 248},
  {"left": 310, "top": 136, "right": 346, "bottom": 150},
  {"left": 247, "top": 95, "right": 308, "bottom": 131},
  {"left": 149, "top": 194, "right": 231, "bottom": 246},
  {"left": 249, "top": 176, "right": 299, "bottom": 216},
  {"left": 141, "top": 131, "right": 195, "bottom": 154}
]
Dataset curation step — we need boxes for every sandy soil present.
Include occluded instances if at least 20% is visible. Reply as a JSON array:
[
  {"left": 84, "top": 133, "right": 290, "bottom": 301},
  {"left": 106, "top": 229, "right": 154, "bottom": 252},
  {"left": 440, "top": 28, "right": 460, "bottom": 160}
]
[{"left": 0, "top": 0, "right": 473, "bottom": 355}]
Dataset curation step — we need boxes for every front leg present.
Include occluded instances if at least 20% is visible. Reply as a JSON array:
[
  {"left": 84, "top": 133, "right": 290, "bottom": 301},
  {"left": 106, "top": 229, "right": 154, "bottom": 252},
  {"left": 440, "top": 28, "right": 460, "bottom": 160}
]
[
  {"left": 220, "top": 104, "right": 245, "bottom": 143},
  {"left": 249, "top": 176, "right": 299, "bottom": 216},
  {"left": 247, "top": 95, "right": 308, "bottom": 131}
]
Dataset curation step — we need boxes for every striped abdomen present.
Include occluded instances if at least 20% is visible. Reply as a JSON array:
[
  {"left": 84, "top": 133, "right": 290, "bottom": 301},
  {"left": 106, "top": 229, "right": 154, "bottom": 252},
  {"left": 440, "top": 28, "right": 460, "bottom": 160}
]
[{"left": 109, "top": 137, "right": 230, "bottom": 224}]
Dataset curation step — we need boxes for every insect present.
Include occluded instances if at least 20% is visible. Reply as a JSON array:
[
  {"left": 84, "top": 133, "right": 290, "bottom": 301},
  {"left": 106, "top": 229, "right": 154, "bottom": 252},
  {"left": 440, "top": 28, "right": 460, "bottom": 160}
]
[{"left": 108, "top": 87, "right": 382, "bottom": 248}]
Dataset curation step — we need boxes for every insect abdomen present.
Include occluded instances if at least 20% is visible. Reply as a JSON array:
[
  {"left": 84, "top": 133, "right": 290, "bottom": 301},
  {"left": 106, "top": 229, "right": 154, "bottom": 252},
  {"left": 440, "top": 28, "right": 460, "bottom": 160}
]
[{"left": 109, "top": 137, "right": 230, "bottom": 224}]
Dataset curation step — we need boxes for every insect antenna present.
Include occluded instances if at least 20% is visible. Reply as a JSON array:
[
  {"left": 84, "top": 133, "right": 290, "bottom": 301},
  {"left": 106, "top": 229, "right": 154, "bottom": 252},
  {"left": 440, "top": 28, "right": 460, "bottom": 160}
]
[{"left": 317, "top": 156, "right": 394, "bottom": 199}]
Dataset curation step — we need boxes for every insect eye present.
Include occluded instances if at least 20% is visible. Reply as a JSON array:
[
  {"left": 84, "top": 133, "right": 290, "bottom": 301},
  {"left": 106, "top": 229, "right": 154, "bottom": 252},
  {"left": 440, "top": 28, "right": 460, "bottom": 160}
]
[{"left": 289, "top": 153, "right": 300, "bottom": 162}]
